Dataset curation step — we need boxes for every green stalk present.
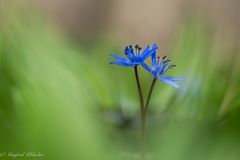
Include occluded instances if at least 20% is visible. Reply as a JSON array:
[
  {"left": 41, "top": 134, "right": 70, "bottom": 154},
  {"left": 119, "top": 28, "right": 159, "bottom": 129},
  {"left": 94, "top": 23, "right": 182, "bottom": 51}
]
[
  {"left": 134, "top": 67, "right": 145, "bottom": 160},
  {"left": 145, "top": 78, "right": 157, "bottom": 112}
]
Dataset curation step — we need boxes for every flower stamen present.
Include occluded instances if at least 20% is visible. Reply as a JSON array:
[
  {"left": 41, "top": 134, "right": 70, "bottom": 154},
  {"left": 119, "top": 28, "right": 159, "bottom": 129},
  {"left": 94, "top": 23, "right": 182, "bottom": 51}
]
[{"left": 157, "top": 56, "right": 160, "bottom": 63}]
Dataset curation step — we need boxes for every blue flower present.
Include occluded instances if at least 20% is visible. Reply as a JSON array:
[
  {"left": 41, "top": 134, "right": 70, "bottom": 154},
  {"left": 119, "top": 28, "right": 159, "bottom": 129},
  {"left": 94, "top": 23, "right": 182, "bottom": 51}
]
[
  {"left": 142, "top": 53, "right": 185, "bottom": 88},
  {"left": 110, "top": 44, "right": 158, "bottom": 67}
]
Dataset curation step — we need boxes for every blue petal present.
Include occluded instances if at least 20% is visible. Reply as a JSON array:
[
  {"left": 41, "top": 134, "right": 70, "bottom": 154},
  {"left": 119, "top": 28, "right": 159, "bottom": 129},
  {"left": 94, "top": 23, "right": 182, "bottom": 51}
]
[
  {"left": 110, "top": 61, "right": 131, "bottom": 67},
  {"left": 141, "top": 43, "right": 158, "bottom": 60},
  {"left": 161, "top": 76, "right": 186, "bottom": 81},
  {"left": 141, "top": 45, "right": 150, "bottom": 56},
  {"left": 151, "top": 52, "right": 157, "bottom": 67},
  {"left": 110, "top": 54, "right": 129, "bottom": 64},
  {"left": 158, "top": 77, "right": 180, "bottom": 88},
  {"left": 141, "top": 63, "right": 151, "bottom": 72}
]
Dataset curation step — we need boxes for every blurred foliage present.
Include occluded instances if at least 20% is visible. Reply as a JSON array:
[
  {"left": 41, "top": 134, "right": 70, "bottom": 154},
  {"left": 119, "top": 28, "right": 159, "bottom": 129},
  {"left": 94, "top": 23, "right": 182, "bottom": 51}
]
[{"left": 0, "top": 1, "right": 240, "bottom": 160}]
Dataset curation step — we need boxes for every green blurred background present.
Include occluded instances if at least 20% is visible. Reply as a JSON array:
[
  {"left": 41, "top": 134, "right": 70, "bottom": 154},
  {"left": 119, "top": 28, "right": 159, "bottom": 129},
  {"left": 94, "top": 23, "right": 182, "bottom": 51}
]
[{"left": 0, "top": 0, "right": 240, "bottom": 160}]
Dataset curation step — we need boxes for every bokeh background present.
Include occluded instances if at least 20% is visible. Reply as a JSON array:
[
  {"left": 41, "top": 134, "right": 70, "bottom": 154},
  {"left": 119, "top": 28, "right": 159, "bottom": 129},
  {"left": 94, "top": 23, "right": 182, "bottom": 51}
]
[{"left": 0, "top": 0, "right": 240, "bottom": 160}]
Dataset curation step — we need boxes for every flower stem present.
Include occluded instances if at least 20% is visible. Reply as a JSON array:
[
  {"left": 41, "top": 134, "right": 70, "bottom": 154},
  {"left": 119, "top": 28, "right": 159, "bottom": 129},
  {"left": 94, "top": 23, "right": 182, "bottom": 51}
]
[
  {"left": 134, "top": 67, "right": 145, "bottom": 160},
  {"left": 134, "top": 67, "right": 145, "bottom": 118},
  {"left": 145, "top": 78, "right": 157, "bottom": 112}
]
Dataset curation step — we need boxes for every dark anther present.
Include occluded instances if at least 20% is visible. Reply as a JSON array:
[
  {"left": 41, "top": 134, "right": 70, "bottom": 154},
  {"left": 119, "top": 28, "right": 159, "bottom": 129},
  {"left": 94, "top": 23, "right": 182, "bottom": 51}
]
[
  {"left": 138, "top": 47, "right": 142, "bottom": 50},
  {"left": 135, "top": 44, "right": 139, "bottom": 49},
  {"left": 129, "top": 45, "right": 132, "bottom": 48},
  {"left": 163, "top": 60, "right": 170, "bottom": 64},
  {"left": 162, "top": 56, "right": 166, "bottom": 59}
]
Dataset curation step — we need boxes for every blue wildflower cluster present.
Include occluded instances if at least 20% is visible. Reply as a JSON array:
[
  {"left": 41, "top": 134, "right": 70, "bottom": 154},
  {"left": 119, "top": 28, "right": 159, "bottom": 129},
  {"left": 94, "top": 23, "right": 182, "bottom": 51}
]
[
  {"left": 109, "top": 43, "right": 186, "bottom": 160},
  {"left": 110, "top": 43, "right": 185, "bottom": 88}
]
